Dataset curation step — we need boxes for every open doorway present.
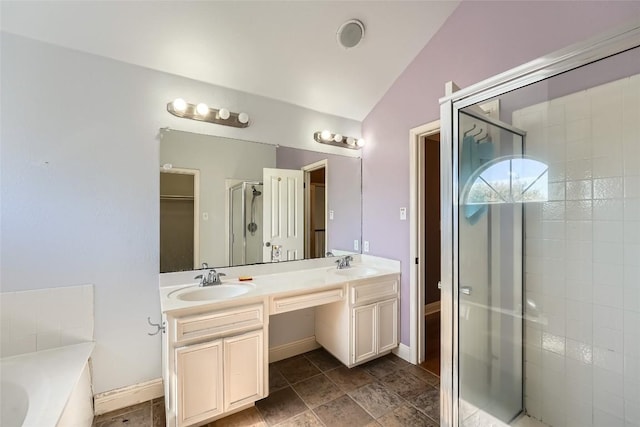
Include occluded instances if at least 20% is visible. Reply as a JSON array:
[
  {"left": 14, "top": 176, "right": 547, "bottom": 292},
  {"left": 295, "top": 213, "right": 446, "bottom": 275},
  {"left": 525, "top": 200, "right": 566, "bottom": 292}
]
[
  {"left": 302, "top": 160, "right": 328, "bottom": 259},
  {"left": 160, "top": 168, "right": 200, "bottom": 272},
  {"left": 422, "top": 132, "right": 441, "bottom": 376}
]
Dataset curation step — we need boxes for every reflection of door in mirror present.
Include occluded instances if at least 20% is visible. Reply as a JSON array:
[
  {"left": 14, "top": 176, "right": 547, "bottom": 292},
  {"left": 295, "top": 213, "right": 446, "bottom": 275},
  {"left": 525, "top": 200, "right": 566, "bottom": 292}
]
[
  {"left": 160, "top": 168, "right": 200, "bottom": 272},
  {"left": 263, "top": 168, "right": 304, "bottom": 262},
  {"left": 303, "top": 161, "right": 327, "bottom": 258}
]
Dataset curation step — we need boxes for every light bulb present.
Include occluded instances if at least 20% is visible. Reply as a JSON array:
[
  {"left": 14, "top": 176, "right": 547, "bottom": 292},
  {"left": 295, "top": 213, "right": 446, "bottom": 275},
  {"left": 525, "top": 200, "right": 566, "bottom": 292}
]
[
  {"left": 218, "top": 108, "right": 230, "bottom": 120},
  {"left": 196, "top": 103, "right": 209, "bottom": 116},
  {"left": 334, "top": 134, "right": 343, "bottom": 143},
  {"left": 320, "top": 130, "right": 332, "bottom": 141},
  {"left": 172, "top": 98, "right": 187, "bottom": 112},
  {"left": 356, "top": 138, "right": 365, "bottom": 147},
  {"left": 238, "top": 112, "right": 249, "bottom": 124},
  {"left": 346, "top": 137, "right": 355, "bottom": 146}
]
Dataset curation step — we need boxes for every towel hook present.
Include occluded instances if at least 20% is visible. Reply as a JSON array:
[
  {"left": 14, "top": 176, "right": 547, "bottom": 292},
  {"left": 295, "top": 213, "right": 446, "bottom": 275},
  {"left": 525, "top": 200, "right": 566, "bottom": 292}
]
[
  {"left": 463, "top": 124, "right": 477, "bottom": 136},
  {"left": 470, "top": 127, "right": 483, "bottom": 138},
  {"left": 477, "top": 132, "right": 490, "bottom": 143},
  {"left": 147, "top": 317, "right": 165, "bottom": 336}
]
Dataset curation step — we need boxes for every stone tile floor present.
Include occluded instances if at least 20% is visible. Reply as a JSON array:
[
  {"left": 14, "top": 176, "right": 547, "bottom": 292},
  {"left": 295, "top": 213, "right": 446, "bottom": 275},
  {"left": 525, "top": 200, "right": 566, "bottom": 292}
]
[{"left": 93, "top": 349, "right": 440, "bottom": 427}]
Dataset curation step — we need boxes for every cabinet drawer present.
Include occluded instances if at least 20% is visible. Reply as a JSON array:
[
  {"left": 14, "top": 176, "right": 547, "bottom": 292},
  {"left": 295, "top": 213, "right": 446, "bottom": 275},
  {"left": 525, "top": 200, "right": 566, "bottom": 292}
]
[
  {"left": 174, "top": 304, "right": 264, "bottom": 343},
  {"left": 351, "top": 277, "right": 398, "bottom": 306},
  {"left": 271, "top": 287, "right": 344, "bottom": 314}
]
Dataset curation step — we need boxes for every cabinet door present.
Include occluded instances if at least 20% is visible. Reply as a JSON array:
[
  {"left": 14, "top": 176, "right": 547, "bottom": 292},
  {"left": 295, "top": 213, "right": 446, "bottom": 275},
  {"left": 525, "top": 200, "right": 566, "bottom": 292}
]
[
  {"left": 175, "top": 340, "right": 223, "bottom": 427},
  {"left": 352, "top": 303, "right": 377, "bottom": 364},
  {"left": 377, "top": 298, "right": 398, "bottom": 353},
  {"left": 223, "top": 330, "right": 264, "bottom": 411}
]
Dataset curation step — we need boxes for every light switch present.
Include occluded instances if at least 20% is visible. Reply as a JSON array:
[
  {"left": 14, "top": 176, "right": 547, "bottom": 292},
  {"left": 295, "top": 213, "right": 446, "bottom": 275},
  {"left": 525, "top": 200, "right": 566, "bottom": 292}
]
[
  {"left": 354, "top": 240, "right": 359, "bottom": 251},
  {"left": 400, "top": 207, "right": 407, "bottom": 220},
  {"left": 329, "top": 210, "right": 334, "bottom": 220},
  {"left": 202, "top": 212, "right": 209, "bottom": 220},
  {"left": 364, "top": 241, "right": 370, "bottom": 252}
]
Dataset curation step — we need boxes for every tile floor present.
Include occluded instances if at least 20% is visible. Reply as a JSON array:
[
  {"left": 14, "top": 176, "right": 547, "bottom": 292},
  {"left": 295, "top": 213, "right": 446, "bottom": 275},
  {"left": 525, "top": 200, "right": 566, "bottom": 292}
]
[{"left": 93, "top": 349, "right": 440, "bottom": 427}]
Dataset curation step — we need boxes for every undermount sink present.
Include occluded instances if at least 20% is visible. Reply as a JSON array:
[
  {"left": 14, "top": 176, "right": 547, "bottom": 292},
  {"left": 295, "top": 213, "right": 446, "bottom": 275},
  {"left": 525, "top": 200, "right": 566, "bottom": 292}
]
[
  {"left": 330, "top": 266, "right": 379, "bottom": 277},
  {"left": 169, "top": 283, "right": 254, "bottom": 301}
]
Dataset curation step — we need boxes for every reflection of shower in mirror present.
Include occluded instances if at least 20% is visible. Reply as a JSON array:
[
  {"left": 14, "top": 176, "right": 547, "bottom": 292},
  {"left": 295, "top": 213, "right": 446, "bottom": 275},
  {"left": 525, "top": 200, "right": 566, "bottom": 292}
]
[
  {"left": 248, "top": 185, "right": 262, "bottom": 236},
  {"left": 229, "top": 181, "right": 263, "bottom": 266}
]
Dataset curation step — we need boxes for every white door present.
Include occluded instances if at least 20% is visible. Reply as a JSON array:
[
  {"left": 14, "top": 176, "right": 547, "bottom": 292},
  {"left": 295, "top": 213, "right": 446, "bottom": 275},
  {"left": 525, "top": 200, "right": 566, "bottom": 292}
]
[
  {"left": 223, "top": 330, "right": 264, "bottom": 411},
  {"left": 263, "top": 168, "right": 304, "bottom": 262},
  {"left": 175, "top": 340, "right": 223, "bottom": 427}
]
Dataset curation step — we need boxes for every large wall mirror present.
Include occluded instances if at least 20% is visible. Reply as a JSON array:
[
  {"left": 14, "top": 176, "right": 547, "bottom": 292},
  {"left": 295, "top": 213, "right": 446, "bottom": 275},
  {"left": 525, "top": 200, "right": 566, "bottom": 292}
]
[{"left": 159, "top": 129, "right": 362, "bottom": 273}]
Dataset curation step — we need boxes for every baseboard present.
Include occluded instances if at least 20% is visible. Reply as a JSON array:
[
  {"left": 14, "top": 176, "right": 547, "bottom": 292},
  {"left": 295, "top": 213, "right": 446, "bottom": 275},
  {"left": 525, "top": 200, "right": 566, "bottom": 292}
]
[
  {"left": 269, "top": 336, "right": 320, "bottom": 363},
  {"left": 393, "top": 343, "right": 415, "bottom": 364},
  {"left": 94, "top": 378, "right": 163, "bottom": 415}
]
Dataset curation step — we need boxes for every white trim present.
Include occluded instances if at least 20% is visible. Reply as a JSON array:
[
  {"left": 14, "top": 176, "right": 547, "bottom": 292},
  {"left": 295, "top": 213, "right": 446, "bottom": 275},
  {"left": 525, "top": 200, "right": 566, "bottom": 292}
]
[
  {"left": 160, "top": 167, "right": 200, "bottom": 269},
  {"left": 409, "top": 120, "right": 440, "bottom": 366},
  {"left": 94, "top": 378, "right": 163, "bottom": 415},
  {"left": 392, "top": 343, "right": 413, "bottom": 364},
  {"left": 268, "top": 336, "right": 320, "bottom": 363}
]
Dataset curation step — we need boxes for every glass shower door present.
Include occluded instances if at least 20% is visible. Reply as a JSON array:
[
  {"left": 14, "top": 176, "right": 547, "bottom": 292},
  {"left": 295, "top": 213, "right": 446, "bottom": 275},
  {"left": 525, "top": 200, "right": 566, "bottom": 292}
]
[{"left": 457, "top": 109, "right": 531, "bottom": 425}]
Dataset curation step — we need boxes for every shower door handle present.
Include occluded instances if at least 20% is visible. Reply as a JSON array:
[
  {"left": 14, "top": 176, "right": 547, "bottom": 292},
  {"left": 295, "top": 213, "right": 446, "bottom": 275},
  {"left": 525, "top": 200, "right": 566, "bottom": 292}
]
[{"left": 460, "top": 286, "right": 472, "bottom": 295}]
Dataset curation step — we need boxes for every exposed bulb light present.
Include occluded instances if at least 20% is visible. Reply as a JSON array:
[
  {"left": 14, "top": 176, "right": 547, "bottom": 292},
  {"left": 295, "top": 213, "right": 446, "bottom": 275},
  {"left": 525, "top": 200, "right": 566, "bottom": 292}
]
[
  {"left": 356, "top": 138, "right": 365, "bottom": 147},
  {"left": 167, "top": 99, "right": 250, "bottom": 128},
  {"left": 314, "top": 130, "right": 361, "bottom": 150},
  {"left": 238, "top": 112, "right": 249, "bottom": 124},
  {"left": 218, "top": 108, "right": 230, "bottom": 120},
  {"left": 196, "top": 103, "right": 209, "bottom": 116},
  {"left": 172, "top": 98, "right": 187, "bottom": 113}
]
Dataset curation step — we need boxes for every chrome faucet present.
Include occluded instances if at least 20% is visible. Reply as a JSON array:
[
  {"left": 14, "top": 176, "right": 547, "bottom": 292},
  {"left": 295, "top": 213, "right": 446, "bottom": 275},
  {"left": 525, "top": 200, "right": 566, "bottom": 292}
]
[
  {"left": 195, "top": 269, "right": 226, "bottom": 287},
  {"left": 335, "top": 255, "right": 353, "bottom": 269}
]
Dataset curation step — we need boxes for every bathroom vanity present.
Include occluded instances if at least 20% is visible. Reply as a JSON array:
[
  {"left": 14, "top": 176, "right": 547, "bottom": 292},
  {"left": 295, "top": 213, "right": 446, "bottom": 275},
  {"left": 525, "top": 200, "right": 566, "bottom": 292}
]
[{"left": 159, "top": 255, "right": 400, "bottom": 427}]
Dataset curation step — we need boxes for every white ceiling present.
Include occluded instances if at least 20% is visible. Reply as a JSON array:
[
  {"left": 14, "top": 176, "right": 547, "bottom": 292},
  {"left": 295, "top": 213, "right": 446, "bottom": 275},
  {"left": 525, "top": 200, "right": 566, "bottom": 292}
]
[{"left": 1, "top": 1, "right": 459, "bottom": 121}]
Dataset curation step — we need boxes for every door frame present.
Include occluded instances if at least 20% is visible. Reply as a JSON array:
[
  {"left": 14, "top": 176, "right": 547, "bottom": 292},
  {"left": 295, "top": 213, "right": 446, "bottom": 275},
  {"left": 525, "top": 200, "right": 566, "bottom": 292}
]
[
  {"left": 302, "top": 159, "right": 329, "bottom": 258},
  {"left": 438, "top": 19, "right": 640, "bottom": 427},
  {"left": 409, "top": 120, "right": 440, "bottom": 365},
  {"left": 160, "top": 167, "right": 200, "bottom": 269}
]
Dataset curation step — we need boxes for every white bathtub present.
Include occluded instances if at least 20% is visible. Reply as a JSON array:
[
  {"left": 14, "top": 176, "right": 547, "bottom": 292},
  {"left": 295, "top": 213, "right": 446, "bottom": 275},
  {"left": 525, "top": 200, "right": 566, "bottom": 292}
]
[{"left": 0, "top": 342, "right": 94, "bottom": 427}]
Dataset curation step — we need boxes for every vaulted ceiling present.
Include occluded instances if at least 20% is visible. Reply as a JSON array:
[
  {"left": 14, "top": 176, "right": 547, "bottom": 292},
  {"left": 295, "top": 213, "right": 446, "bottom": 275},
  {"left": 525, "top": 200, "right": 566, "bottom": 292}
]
[{"left": 1, "top": 1, "right": 459, "bottom": 120}]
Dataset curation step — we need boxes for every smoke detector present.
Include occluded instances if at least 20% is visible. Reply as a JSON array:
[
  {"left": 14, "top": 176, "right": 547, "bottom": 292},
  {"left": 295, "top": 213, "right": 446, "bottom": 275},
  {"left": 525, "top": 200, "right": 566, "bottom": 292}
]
[{"left": 337, "top": 19, "right": 365, "bottom": 49}]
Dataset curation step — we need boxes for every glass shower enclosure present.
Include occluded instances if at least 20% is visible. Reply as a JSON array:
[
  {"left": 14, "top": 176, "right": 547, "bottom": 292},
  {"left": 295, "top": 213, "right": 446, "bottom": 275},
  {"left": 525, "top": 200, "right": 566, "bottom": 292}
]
[{"left": 439, "top": 22, "right": 640, "bottom": 427}]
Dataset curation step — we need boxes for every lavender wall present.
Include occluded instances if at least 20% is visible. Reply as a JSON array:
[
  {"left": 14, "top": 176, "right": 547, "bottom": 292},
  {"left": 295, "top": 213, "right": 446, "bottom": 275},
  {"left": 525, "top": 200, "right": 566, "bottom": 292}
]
[
  {"left": 276, "top": 146, "right": 362, "bottom": 254},
  {"left": 361, "top": 1, "right": 640, "bottom": 345}
]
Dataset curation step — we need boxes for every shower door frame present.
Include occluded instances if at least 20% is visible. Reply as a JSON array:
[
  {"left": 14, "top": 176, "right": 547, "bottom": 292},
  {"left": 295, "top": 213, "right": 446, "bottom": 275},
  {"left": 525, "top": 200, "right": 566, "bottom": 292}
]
[{"left": 438, "top": 20, "right": 640, "bottom": 427}]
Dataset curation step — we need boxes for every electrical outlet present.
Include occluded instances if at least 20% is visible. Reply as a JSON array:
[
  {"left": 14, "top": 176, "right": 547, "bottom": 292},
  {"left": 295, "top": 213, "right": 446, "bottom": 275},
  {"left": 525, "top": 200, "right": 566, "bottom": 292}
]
[
  {"left": 354, "top": 240, "right": 359, "bottom": 251},
  {"left": 329, "top": 210, "right": 334, "bottom": 220},
  {"left": 400, "top": 207, "right": 407, "bottom": 220},
  {"left": 364, "top": 241, "right": 370, "bottom": 252}
]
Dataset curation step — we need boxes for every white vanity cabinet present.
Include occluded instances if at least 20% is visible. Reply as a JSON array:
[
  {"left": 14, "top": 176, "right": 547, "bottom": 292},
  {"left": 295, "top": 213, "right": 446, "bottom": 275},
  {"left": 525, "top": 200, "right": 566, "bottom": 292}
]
[
  {"left": 315, "top": 274, "right": 399, "bottom": 367},
  {"left": 163, "top": 302, "right": 267, "bottom": 427}
]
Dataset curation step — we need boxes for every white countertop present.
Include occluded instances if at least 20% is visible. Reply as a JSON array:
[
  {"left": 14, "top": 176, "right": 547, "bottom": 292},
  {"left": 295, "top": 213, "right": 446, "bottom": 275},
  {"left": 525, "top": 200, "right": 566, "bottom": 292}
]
[{"left": 159, "top": 255, "right": 400, "bottom": 314}]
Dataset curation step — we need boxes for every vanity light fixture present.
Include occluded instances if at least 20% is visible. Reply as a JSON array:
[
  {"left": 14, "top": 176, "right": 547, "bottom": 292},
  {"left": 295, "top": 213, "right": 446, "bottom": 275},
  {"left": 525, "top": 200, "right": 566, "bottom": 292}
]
[
  {"left": 167, "top": 98, "right": 250, "bottom": 128},
  {"left": 314, "top": 130, "right": 364, "bottom": 150}
]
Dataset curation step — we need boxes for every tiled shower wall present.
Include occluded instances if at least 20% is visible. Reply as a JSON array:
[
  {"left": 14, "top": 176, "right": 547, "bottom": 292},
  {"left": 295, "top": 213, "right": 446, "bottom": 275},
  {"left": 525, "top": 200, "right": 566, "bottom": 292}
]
[
  {"left": 514, "top": 75, "right": 640, "bottom": 427},
  {"left": 0, "top": 284, "right": 94, "bottom": 357}
]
